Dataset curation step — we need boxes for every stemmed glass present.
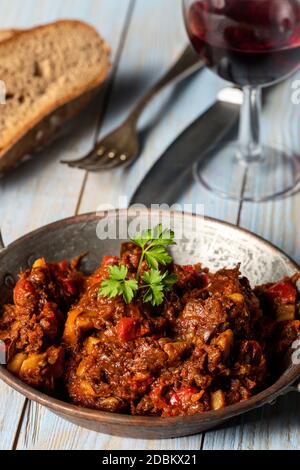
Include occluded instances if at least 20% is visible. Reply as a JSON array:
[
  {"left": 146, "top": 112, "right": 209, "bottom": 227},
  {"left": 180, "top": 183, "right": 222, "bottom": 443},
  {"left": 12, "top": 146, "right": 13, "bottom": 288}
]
[{"left": 183, "top": 0, "right": 300, "bottom": 201}]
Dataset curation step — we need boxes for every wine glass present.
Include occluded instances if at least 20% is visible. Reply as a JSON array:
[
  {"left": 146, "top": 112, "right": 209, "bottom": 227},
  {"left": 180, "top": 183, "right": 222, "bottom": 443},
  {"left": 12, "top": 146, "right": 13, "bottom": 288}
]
[{"left": 183, "top": 0, "right": 300, "bottom": 201}]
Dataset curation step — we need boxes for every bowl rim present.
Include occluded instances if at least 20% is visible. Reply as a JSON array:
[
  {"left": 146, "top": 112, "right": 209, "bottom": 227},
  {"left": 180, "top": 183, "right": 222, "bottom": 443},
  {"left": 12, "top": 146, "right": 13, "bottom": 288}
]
[{"left": 0, "top": 208, "right": 299, "bottom": 429}]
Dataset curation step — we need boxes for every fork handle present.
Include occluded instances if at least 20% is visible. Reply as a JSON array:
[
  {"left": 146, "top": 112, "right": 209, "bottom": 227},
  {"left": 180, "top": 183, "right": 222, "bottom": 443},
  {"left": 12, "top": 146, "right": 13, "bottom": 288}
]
[{"left": 129, "top": 46, "right": 204, "bottom": 122}]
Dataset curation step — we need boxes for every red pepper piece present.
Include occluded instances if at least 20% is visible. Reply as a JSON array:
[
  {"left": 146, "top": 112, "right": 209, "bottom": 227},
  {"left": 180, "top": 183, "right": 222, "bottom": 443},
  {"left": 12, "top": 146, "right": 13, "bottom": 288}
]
[
  {"left": 117, "top": 316, "right": 150, "bottom": 342},
  {"left": 182, "top": 265, "right": 197, "bottom": 273},
  {"left": 267, "top": 281, "right": 296, "bottom": 304},
  {"left": 169, "top": 386, "right": 198, "bottom": 406},
  {"left": 101, "top": 256, "right": 119, "bottom": 267},
  {"left": 117, "top": 317, "right": 139, "bottom": 342}
]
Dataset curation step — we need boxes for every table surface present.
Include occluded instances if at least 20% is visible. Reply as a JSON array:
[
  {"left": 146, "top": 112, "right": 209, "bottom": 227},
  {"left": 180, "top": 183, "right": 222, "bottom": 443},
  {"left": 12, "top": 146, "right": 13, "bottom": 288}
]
[{"left": 0, "top": 0, "right": 300, "bottom": 451}]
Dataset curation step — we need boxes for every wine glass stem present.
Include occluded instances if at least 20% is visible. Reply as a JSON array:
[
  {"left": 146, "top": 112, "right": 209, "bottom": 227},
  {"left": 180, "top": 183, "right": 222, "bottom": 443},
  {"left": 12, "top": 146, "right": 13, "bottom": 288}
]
[{"left": 238, "top": 86, "right": 262, "bottom": 163}]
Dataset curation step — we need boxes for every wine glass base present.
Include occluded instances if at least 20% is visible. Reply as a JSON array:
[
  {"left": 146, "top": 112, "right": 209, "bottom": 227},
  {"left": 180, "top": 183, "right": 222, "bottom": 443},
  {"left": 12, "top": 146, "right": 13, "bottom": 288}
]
[{"left": 194, "top": 142, "right": 300, "bottom": 202}]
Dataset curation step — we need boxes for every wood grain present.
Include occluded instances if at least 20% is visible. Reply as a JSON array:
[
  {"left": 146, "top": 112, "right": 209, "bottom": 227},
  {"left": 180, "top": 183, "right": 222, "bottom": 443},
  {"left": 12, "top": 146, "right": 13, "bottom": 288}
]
[
  {"left": 202, "top": 77, "right": 300, "bottom": 450},
  {"left": 16, "top": 401, "right": 203, "bottom": 450},
  {"left": 12, "top": 0, "right": 238, "bottom": 450},
  {"left": 78, "top": 0, "right": 239, "bottom": 224},
  {"left": 0, "top": 0, "right": 131, "bottom": 450},
  {"left": 0, "top": 0, "right": 299, "bottom": 451}
]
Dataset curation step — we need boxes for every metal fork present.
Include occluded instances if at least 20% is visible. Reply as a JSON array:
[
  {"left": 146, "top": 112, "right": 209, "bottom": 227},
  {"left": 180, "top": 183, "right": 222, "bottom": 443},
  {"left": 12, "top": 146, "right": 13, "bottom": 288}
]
[{"left": 61, "top": 46, "right": 204, "bottom": 171}]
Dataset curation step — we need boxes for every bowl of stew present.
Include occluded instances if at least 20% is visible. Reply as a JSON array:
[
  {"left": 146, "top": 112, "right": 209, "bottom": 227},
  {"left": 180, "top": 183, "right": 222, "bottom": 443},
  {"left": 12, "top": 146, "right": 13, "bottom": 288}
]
[{"left": 0, "top": 209, "right": 299, "bottom": 438}]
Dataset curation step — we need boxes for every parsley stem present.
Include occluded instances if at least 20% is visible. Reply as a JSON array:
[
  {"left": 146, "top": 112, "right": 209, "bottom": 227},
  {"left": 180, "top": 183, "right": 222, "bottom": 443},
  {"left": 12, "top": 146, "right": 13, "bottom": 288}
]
[
  {"left": 136, "top": 253, "right": 144, "bottom": 281},
  {"left": 136, "top": 243, "right": 154, "bottom": 281}
]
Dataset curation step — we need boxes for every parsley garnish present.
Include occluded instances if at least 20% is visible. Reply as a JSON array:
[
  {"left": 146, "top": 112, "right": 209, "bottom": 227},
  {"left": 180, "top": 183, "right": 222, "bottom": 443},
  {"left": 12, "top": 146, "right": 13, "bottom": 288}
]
[
  {"left": 132, "top": 224, "right": 176, "bottom": 280},
  {"left": 98, "top": 224, "right": 177, "bottom": 306},
  {"left": 142, "top": 269, "right": 177, "bottom": 306},
  {"left": 99, "top": 265, "right": 138, "bottom": 304}
]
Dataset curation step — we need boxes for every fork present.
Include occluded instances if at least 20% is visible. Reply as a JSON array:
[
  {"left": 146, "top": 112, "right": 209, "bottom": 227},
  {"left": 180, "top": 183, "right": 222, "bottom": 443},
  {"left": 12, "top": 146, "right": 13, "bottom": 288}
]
[{"left": 61, "top": 46, "right": 204, "bottom": 172}]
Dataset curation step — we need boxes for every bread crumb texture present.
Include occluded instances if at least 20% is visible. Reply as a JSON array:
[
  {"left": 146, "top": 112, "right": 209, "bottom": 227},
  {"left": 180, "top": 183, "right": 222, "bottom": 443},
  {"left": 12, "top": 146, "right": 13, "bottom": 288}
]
[{"left": 0, "top": 20, "right": 111, "bottom": 152}]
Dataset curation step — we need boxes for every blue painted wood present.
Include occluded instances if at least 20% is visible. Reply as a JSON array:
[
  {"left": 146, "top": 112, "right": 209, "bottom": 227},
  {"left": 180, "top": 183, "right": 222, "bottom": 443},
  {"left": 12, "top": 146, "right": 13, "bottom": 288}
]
[
  {"left": 79, "top": 0, "right": 239, "bottom": 225},
  {"left": 0, "top": 0, "right": 131, "bottom": 450},
  {"left": 203, "top": 76, "right": 300, "bottom": 450},
  {"left": 0, "top": 0, "right": 299, "bottom": 450}
]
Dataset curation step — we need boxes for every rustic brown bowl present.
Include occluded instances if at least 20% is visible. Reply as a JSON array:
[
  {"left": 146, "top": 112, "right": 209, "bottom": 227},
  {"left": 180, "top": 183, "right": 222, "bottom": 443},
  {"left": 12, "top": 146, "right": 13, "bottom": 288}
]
[{"left": 0, "top": 209, "right": 299, "bottom": 439}]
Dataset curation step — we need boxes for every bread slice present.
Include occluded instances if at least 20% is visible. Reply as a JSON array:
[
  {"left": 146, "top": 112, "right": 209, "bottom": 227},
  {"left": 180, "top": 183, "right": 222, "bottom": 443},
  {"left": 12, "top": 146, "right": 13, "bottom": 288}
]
[
  {"left": 0, "top": 29, "right": 21, "bottom": 42},
  {"left": 0, "top": 20, "right": 111, "bottom": 174}
]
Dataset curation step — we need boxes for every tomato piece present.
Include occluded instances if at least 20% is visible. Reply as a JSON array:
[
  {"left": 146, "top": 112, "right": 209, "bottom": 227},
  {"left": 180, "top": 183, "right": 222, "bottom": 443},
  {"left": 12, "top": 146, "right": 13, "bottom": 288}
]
[
  {"left": 182, "top": 265, "right": 197, "bottom": 273},
  {"left": 102, "top": 256, "right": 119, "bottom": 267},
  {"left": 117, "top": 316, "right": 150, "bottom": 342},
  {"left": 267, "top": 281, "right": 296, "bottom": 304},
  {"left": 117, "top": 317, "right": 138, "bottom": 342},
  {"left": 169, "top": 386, "right": 198, "bottom": 406}
]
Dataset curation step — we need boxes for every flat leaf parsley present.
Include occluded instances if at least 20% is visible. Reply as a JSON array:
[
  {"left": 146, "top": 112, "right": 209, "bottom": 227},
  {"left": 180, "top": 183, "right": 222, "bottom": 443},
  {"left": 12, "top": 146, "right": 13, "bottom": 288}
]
[
  {"left": 99, "top": 265, "right": 138, "bottom": 304},
  {"left": 98, "top": 224, "right": 177, "bottom": 306}
]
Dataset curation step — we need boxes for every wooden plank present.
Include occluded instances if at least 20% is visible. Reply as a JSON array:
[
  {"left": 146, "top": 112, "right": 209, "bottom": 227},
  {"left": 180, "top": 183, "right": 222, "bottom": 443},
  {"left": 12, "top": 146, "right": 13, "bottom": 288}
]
[
  {"left": 3, "top": 0, "right": 264, "bottom": 450},
  {"left": 15, "top": 0, "right": 239, "bottom": 450},
  {"left": 65, "top": 0, "right": 239, "bottom": 450},
  {"left": 203, "top": 396, "right": 300, "bottom": 450},
  {"left": 0, "top": 0, "right": 130, "bottom": 243},
  {"left": 0, "top": 387, "right": 26, "bottom": 450},
  {"left": 239, "top": 78, "right": 300, "bottom": 265},
  {"left": 0, "top": 0, "right": 131, "bottom": 450},
  {"left": 0, "top": 0, "right": 38, "bottom": 431},
  {"left": 15, "top": 401, "right": 203, "bottom": 450},
  {"left": 203, "top": 77, "right": 300, "bottom": 450},
  {"left": 78, "top": 0, "right": 240, "bottom": 225}
]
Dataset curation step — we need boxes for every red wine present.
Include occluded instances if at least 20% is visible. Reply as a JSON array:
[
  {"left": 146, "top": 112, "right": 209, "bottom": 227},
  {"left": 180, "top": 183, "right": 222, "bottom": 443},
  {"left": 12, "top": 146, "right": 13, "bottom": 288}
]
[{"left": 186, "top": 0, "right": 300, "bottom": 86}]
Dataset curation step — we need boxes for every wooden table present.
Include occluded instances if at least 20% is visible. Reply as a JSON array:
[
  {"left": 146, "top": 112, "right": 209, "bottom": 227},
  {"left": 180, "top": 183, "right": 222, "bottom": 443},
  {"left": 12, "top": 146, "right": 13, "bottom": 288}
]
[{"left": 0, "top": 0, "right": 299, "bottom": 451}]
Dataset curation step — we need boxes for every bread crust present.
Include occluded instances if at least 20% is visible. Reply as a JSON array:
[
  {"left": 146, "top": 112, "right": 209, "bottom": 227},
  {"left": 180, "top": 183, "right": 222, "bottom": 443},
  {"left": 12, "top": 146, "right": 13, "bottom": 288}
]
[
  {"left": 0, "top": 29, "right": 23, "bottom": 42},
  {"left": 0, "top": 87, "right": 100, "bottom": 174},
  {"left": 0, "top": 20, "right": 111, "bottom": 173}
]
